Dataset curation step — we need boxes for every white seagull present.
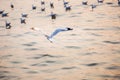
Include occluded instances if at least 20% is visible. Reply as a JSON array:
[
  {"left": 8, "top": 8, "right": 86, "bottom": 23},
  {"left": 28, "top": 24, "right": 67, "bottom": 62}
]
[{"left": 31, "top": 27, "right": 73, "bottom": 43}]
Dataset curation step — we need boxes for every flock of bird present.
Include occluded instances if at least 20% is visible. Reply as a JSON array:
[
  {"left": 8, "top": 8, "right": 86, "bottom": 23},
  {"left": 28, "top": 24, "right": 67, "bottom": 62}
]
[{"left": 0, "top": 0, "right": 120, "bottom": 30}]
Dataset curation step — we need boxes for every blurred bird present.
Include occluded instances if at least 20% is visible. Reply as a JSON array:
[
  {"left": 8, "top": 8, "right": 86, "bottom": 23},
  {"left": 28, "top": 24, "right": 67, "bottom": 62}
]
[
  {"left": 20, "top": 18, "right": 26, "bottom": 24},
  {"left": 65, "top": 5, "right": 71, "bottom": 11},
  {"left": 5, "top": 21, "right": 12, "bottom": 29},
  {"left": 82, "top": 0, "right": 88, "bottom": 5},
  {"left": 21, "top": 13, "right": 28, "bottom": 18},
  {"left": 45, "top": 27, "right": 73, "bottom": 42},
  {"left": 63, "top": 0, "right": 69, "bottom": 5},
  {"left": 41, "top": 0, "right": 45, "bottom": 5},
  {"left": 97, "top": 0, "right": 104, "bottom": 3},
  {"left": 50, "top": 12, "right": 56, "bottom": 20},
  {"left": 2, "top": 12, "right": 8, "bottom": 17},
  {"left": 41, "top": 7, "right": 45, "bottom": 11},
  {"left": 0, "top": 10, "right": 4, "bottom": 14},
  {"left": 31, "top": 27, "right": 73, "bottom": 43},
  {"left": 118, "top": 0, "right": 120, "bottom": 6},
  {"left": 91, "top": 4, "right": 97, "bottom": 11},
  {"left": 50, "top": 2, "right": 54, "bottom": 8},
  {"left": 10, "top": 3, "right": 14, "bottom": 9},
  {"left": 32, "top": 5, "right": 36, "bottom": 10}
]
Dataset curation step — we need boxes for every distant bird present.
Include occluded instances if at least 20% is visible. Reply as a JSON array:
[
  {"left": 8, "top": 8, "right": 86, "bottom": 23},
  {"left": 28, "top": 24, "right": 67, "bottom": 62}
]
[
  {"left": 21, "top": 13, "right": 28, "bottom": 18},
  {"left": 0, "top": 10, "right": 4, "bottom": 14},
  {"left": 82, "top": 0, "right": 88, "bottom": 5},
  {"left": 50, "top": 2, "right": 54, "bottom": 8},
  {"left": 63, "top": 0, "right": 69, "bottom": 5},
  {"left": 2, "top": 12, "right": 8, "bottom": 17},
  {"left": 91, "top": 4, "right": 97, "bottom": 11},
  {"left": 41, "top": 0, "right": 45, "bottom": 5},
  {"left": 31, "top": 27, "right": 73, "bottom": 43},
  {"left": 65, "top": 5, "right": 71, "bottom": 11},
  {"left": 32, "top": 5, "right": 36, "bottom": 10},
  {"left": 118, "top": 0, "right": 120, "bottom": 6},
  {"left": 10, "top": 3, "right": 14, "bottom": 9},
  {"left": 41, "top": 7, "right": 45, "bottom": 11},
  {"left": 97, "top": 0, "right": 104, "bottom": 3},
  {"left": 20, "top": 18, "right": 26, "bottom": 24},
  {"left": 5, "top": 21, "right": 12, "bottom": 29},
  {"left": 50, "top": 12, "right": 56, "bottom": 20}
]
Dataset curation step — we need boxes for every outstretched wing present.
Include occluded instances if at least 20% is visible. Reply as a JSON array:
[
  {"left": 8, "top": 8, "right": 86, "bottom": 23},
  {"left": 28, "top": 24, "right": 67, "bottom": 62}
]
[
  {"left": 49, "top": 28, "right": 67, "bottom": 39},
  {"left": 30, "top": 27, "right": 71, "bottom": 43},
  {"left": 31, "top": 27, "right": 40, "bottom": 31}
]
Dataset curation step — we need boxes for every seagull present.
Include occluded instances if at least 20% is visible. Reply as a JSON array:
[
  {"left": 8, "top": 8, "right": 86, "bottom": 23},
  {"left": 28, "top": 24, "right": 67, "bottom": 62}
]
[
  {"left": 82, "top": 0, "right": 88, "bottom": 5},
  {"left": 97, "top": 0, "right": 104, "bottom": 3},
  {"left": 65, "top": 5, "right": 71, "bottom": 11},
  {"left": 63, "top": 0, "right": 69, "bottom": 5},
  {"left": 21, "top": 13, "right": 28, "bottom": 18},
  {"left": 10, "top": 3, "right": 14, "bottom": 9},
  {"left": 118, "top": 0, "right": 120, "bottom": 6},
  {"left": 0, "top": 10, "right": 4, "bottom": 14},
  {"left": 91, "top": 4, "right": 97, "bottom": 11},
  {"left": 5, "top": 21, "right": 12, "bottom": 29},
  {"left": 41, "top": 7, "right": 45, "bottom": 11},
  {"left": 31, "top": 27, "right": 73, "bottom": 43},
  {"left": 2, "top": 12, "right": 8, "bottom": 17},
  {"left": 50, "top": 2, "right": 54, "bottom": 8},
  {"left": 50, "top": 12, "right": 56, "bottom": 20},
  {"left": 20, "top": 18, "right": 26, "bottom": 24},
  {"left": 41, "top": 0, "right": 45, "bottom": 5},
  {"left": 32, "top": 5, "right": 36, "bottom": 10}
]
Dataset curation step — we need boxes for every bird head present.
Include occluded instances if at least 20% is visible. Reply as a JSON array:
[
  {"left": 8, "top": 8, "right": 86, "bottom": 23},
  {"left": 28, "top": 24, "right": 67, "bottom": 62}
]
[{"left": 67, "top": 27, "right": 73, "bottom": 30}]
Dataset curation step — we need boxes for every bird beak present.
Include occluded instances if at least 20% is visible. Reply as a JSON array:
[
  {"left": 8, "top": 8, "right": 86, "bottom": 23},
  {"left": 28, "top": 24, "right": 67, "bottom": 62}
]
[{"left": 70, "top": 28, "right": 73, "bottom": 30}]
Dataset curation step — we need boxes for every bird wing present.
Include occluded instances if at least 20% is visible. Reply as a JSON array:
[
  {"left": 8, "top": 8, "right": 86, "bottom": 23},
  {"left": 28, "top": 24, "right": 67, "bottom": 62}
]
[
  {"left": 49, "top": 28, "right": 67, "bottom": 39},
  {"left": 31, "top": 27, "right": 40, "bottom": 31}
]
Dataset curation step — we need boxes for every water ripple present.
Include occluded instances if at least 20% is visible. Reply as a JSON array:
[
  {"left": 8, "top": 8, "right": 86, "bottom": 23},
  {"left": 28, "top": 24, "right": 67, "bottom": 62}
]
[
  {"left": 12, "top": 34, "right": 23, "bottom": 38},
  {"left": 83, "top": 28, "right": 105, "bottom": 31},
  {"left": 103, "top": 41, "right": 120, "bottom": 44},
  {"left": 61, "top": 66, "right": 77, "bottom": 70},
  {"left": 22, "top": 42, "right": 37, "bottom": 47},
  {"left": 82, "top": 62, "right": 105, "bottom": 67},
  {"left": 65, "top": 46, "right": 80, "bottom": 49},
  {"left": 0, "top": 71, "right": 20, "bottom": 80},
  {"left": 99, "top": 75, "right": 120, "bottom": 79},
  {"left": 29, "top": 54, "right": 62, "bottom": 60},
  {"left": 24, "top": 48, "right": 39, "bottom": 51},
  {"left": 106, "top": 66, "right": 120, "bottom": 70}
]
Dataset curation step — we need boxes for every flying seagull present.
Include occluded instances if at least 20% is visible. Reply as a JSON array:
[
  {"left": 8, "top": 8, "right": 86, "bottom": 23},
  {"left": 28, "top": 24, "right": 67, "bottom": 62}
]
[{"left": 31, "top": 27, "right": 73, "bottom": 43}]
